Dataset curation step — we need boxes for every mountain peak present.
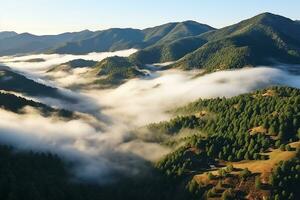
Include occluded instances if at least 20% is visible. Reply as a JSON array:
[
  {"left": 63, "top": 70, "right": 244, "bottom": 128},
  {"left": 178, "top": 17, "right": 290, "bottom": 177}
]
[
  {"left": 0, "top": 31, "right": 18, "bottom": 40},
  {"left": 257, "top": 12, "right": 278, "bottom": 17},
  {"left": 180, "top": 20, "right": 216, "bottom": 30},
  {"left": 253, "top": 12, "right": 294, "bottom": 24},
  {"left": 181, "top": 20, "right": 202, "bottom": 24},
  {"left": 0, "top": 31, "right": 17, "bottom": 35}
]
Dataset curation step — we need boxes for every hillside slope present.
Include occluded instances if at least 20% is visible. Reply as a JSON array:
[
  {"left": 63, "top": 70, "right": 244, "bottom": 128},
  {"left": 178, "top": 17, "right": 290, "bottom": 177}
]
[
  {"left": 90, "top": 56, "right": 145, "bottom": 87},
  {"left": 129, "top": 36, "right": 207, "bottom": 64},
  {"left": 151, "top": 86, "right": 300, "bottom": 199},
  {"left": 47, "top": 59, "right": 97, "bottom": 73},
  {"left": 0, "top": 86, "right": 298, "bottom": 200},
  {"left": 0, "top": 92, "right": 73, "bottom": 118},
  {"left": 0, "top": 66, "right": 75, "bottom": 101},
  {"left": 51, "top": 21, "right": 214, "bottom": 54},
  {"left": 174, "top": 13, "right": 300, "bottom": 71},
  {"left": 130, "top": 13, "right": 300, "bottom": 71}
]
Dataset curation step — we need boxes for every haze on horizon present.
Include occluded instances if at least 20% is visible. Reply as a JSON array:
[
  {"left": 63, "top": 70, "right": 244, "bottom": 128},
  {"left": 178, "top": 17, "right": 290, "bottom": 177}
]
[{"left": 0, "top": 0, "right": 299, "bottom": 35}]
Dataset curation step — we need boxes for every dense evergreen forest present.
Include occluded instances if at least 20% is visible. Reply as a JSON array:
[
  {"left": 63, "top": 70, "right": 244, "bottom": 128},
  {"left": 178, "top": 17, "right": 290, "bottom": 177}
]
[
  {"left": 0, "top": 92, "right": 73, "bottom": 118},
  {"left": 150, "top": 86, "right": 300, "bottom": 199},
  {"left": 0, "top": 86, "right": 298, "bottom": 200}
]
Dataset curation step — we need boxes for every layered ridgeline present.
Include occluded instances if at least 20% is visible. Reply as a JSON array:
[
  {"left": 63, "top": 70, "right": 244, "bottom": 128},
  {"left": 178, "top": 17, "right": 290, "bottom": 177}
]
[
  {"left": 131, "top": 13, "right": 300, "bottom": 72},
  {"left": 0, "top": 92, "right": 73, "bottom": 118},
  {"left": 129, "top": 35, "right": 207, "bottom": 65},
  {"left": 174, "top": 13, "right": 300, "bottom": 71},
  {"left": 47, "top": 13, "right": 300, "bottom": 88},
  {"left": 51, "top": 21, "right": 214, "bottom": 54},
  {"left": 0, "top": 31, "right": 18, "bottom": 40},
  {"left": 47, "top": 59, "right": 98, "bottom": 73},
  {"left": 0, "top": 30, "right": 97, "bottom": 56},
  {"left": 46, "top": 57, "right": 144, "bottom": 88},
  {"left": 0, "top": 66, "right": 70, "bottom": 99},
  {"left": 0, "top": 86, "right": 298, "bottom": 200},
  {"left": 0, "top": 21, "right": 214, "bottom": 56}
]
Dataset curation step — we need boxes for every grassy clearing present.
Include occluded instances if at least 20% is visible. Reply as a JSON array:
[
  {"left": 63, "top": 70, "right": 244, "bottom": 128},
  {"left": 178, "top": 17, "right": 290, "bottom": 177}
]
[
  {"left": 194, "top": 141, "right": 299, "bottom": 185},
  {"left": 230, "top": 141, "right": 299, "bottom": 177}
]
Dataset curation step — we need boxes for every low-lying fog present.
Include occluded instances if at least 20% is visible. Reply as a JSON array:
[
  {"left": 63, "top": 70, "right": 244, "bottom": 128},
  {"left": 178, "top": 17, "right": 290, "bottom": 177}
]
[
  {"left": 0, "top": 50, "right": 299, "bottom": 183},
  {"left": 0, "top": 49, "right": 137, "bottom": 73}
]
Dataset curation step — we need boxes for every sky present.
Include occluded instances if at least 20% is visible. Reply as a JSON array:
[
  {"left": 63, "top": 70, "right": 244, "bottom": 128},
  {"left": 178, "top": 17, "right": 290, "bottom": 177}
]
[{"left": 0, "top": 0, "right": 299, "bottom": 35}]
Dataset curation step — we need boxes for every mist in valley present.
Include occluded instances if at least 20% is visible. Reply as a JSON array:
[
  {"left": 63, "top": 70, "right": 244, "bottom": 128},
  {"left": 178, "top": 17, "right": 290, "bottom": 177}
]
[{"left": 0, "top": 51, "right": 299, "bottom": 183}]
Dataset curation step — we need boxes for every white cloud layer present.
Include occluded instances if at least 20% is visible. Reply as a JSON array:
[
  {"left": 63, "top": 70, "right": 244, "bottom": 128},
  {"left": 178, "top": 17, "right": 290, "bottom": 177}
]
[
  {"left": 87, "top": 67, "right": 300, "bottom": 126},
  {"left": 0, "top": 49, "right": 137, "bottom": 73},
  {"left": 0, "top": 51, "right": 299, "bottom": 183}
]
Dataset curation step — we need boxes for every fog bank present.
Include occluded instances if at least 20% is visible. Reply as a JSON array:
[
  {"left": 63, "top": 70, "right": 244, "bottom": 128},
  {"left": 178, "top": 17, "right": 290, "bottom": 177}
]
[
  {"left": 0, "top": 50, "right": 299, "bottom": 183},
  {"left": 0, "top": 49, "right": 137, "bottom": 73},
  {"left": 87, "top": 67, "right": 300, "bottom": 127}
]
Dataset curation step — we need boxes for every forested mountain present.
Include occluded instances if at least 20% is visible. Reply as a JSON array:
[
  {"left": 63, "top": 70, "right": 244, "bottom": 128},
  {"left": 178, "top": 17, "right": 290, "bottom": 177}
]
[
  {"left": 174, "top": 13, "right": 300, "bottom": 71},
  {"left": 129, "top": 36, "right": 207, "bottom": 65},
  {"left": 46, "top": 57, "right": 144, "bottom": 89},
  {"left": 0, "top": 92, "right": 73, "bottom": 118},
  {"left": 142, "top": 20, "right": 213, "bottom": 46},
  {"left": 0, "top": 143, "right": 188, "bottom": 200},
  {"left": 150, "top": 86, "right": 300, "bottom": 199},
  {"left": 51, "top": 28, "right": 144, "bottom": 54},
  {"left": 0, "top": 30, "right": 97, "bottom": 56},
  {"left": 48, "top": 13, "right": 300, "bottom": 89},
  {"left": 47, "top": 59, "right": 97, "bottom": 73},
  {"left": 90, "top": 56, "right": 144, "bottom": 87},
  {"left": 130, "top": 13, "right": 300, "bottom": 71},
  {"left": 0, "top": 66, "right": 75, "bottom": 101},
  {"left": 50, "top": 21, "right": 214, "bottom": 54},
  {"left": 0, "top": 21, "right": 213, "bottom": 56}
]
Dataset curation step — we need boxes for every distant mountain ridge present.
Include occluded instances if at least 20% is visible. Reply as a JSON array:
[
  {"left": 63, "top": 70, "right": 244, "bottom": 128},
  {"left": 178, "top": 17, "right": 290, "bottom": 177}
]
[
  {"left": 0, "top": 30, "right": 97, "bottom": 56},
  {"left": 0, "top": 31, "right": 18, "bottom": 40},
  {"left": 2, "top": 13, "right": 300, "bottom": 80},
  {"left": 51, "top": 21, "right": 215, "bottom": 54},
  {"left": 67, "top": 13, "right": 300, "bottom": 89},
  {"left": 130, "top": 13, "right": 300, "bottom": 72},
  {"left": 0, "top": 21, "right": 214, "bottom": 56}
]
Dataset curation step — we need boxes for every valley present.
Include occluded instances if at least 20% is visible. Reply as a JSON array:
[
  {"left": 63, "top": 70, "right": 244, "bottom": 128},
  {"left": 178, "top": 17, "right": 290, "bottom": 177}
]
[{"left": 0, "top": 11, "right": 299, "bottom": 200}]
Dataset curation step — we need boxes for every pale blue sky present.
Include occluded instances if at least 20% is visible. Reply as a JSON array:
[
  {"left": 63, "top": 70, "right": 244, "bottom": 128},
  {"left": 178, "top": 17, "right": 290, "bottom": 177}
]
[{"left": 0, "top": 0, "right": 299, "bottom": 35}]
